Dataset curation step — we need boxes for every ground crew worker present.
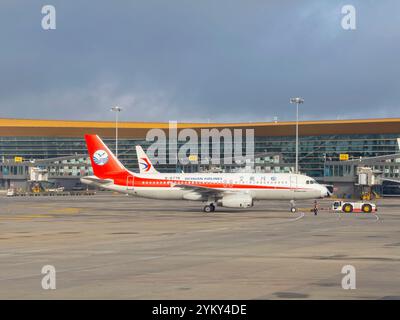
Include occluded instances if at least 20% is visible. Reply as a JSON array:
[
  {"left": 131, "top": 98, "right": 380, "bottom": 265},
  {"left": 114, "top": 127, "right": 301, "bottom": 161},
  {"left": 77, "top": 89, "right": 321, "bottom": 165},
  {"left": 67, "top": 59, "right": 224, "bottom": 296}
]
[{"left": 313, "top": 200, "right": 319, "bottom": 216}]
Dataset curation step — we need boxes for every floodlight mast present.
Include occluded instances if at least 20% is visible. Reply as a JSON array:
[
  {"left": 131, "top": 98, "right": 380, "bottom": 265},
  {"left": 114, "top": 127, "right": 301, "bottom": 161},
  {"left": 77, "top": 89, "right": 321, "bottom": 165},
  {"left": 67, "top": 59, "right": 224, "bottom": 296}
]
[
  {"left": 110, "top": 106, "right": 123, "bottom": 158},
  {"left": 289, "top": 97, "right": 304, "bottom": 174}
]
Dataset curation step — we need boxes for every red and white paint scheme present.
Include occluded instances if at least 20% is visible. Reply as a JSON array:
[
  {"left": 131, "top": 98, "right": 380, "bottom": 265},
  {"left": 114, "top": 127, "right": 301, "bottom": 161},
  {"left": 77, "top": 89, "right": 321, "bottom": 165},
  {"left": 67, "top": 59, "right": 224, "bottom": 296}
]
[{"left": 81, "top": 135, "right": 330, "bottom": 212}]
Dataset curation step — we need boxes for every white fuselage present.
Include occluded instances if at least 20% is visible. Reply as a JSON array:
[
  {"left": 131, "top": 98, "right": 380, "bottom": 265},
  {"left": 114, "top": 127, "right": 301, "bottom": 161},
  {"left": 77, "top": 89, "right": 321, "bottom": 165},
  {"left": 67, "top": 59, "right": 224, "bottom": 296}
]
[{"left": 82, "top": 172, "right": 329, "bottom": 201}]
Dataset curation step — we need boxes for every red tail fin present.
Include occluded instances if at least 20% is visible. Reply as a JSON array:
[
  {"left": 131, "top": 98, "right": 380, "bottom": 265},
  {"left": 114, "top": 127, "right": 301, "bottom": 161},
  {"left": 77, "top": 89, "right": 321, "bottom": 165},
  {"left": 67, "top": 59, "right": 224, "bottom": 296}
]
[{"left": 84, "top": 135, "right": 127, "bottom": 179}]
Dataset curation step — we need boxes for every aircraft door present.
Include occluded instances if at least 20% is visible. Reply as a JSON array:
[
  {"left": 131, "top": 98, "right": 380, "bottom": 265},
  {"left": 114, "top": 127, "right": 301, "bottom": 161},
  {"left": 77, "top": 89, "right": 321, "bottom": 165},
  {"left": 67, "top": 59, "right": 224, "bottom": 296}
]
[
  {"left": 290, "top": 175, "right": 297, "bottom": 195},
  {"left": 126, "top": 175, "right": 135, "bottom": 191}
]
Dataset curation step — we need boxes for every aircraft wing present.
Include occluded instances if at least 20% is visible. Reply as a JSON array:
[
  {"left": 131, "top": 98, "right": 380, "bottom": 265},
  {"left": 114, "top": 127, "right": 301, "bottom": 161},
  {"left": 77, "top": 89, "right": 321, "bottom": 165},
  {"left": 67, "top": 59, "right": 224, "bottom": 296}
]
[
  {"left": 173, "top": 183, "right": 237, "bottom": 196},
  {"left": 80, "top": 176, "right": 113, "bottom": 185}
]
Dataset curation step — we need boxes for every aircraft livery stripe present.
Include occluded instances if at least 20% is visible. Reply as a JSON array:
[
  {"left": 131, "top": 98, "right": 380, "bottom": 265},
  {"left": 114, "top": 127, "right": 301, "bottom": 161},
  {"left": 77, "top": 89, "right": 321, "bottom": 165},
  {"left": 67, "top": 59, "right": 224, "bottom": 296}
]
[{"left": 114, "top": 175, "right": 309, "bottom": 190}]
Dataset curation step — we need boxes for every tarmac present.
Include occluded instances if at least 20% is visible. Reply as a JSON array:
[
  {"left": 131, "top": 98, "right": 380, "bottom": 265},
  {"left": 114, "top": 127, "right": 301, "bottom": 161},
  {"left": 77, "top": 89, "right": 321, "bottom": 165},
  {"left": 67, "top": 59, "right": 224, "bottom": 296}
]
[{"left": 0, "top": 193, "right": 400, "bottom": 299}]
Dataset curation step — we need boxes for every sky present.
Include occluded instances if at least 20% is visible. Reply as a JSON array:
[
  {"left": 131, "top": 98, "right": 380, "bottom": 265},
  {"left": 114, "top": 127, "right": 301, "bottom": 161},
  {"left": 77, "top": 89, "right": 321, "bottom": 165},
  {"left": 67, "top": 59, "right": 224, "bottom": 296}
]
[{"left": 0, "top": 0, "right": 399, "bottom": 123}]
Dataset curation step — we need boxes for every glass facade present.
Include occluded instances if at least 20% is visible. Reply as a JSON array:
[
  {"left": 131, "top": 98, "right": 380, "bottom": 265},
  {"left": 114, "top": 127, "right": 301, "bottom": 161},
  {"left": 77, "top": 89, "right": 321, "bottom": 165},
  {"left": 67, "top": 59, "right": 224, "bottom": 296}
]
[
  {"left": 259, "top": 133, "right": 400, "bottom": 177},
  {"left": 1, "top": 133, "right": 399, "bottom": 178},
  {"left": 324, "top": 158, "right": 400, "bottom": 180}
]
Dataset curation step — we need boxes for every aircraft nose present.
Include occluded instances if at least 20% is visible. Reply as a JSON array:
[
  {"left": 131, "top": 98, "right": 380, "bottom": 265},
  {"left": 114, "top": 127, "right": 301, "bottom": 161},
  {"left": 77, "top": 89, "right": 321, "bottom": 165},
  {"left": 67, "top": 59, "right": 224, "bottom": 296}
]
[{"left": 321, "top": 186, "right": 330, "bottom": 198}]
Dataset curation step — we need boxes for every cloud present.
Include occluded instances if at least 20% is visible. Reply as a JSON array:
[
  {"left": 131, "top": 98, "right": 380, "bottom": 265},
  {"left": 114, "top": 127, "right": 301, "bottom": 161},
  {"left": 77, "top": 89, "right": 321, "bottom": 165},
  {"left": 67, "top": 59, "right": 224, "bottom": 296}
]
[{"left": 0, "top": 0, "right": 399, "bottom": 122}]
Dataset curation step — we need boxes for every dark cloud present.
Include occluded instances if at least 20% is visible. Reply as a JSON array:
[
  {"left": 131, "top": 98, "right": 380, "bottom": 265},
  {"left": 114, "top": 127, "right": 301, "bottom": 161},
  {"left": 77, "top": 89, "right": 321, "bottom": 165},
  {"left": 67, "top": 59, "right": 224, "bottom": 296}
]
[{"left": 0, "top": 0, "right": 399, "bottom": 122}]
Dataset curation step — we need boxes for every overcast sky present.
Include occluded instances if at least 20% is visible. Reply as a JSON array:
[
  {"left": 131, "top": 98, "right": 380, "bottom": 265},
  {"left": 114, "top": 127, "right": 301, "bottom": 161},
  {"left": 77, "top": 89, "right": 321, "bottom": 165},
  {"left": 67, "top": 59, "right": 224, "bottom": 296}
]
[{"left": 0, "top": 0, "right": 399, "bottom": 123}]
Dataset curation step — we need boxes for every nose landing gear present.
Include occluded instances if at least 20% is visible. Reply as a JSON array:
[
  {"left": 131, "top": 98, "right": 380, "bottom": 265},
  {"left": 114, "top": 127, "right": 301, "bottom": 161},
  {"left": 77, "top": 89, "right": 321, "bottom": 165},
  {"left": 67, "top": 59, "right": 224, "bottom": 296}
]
[{"left": 290, "top": 200, "right": 297, "bottom": 213}]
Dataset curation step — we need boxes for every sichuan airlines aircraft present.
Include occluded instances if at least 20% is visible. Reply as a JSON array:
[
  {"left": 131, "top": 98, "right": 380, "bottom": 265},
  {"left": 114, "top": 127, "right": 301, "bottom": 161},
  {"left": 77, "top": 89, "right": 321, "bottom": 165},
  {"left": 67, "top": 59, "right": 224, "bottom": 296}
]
[{"left": 81, "top": 135, "right": 330, "bottom": 213}]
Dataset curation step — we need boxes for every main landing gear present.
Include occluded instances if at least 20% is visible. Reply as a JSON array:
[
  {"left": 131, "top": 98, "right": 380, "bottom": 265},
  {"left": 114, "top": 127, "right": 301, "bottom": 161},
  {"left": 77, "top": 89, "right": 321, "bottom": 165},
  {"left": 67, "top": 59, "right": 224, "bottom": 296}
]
[{"left": 203, "top": 203, "right": 216, "bottom": 213}]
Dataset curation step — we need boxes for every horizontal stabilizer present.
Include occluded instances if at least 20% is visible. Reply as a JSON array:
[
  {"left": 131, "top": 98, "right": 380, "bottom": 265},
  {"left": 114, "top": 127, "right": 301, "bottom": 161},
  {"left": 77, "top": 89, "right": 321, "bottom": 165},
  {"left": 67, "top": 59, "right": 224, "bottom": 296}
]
[{"left": 80, "top": 176, "right": 113, "bottom": 185}]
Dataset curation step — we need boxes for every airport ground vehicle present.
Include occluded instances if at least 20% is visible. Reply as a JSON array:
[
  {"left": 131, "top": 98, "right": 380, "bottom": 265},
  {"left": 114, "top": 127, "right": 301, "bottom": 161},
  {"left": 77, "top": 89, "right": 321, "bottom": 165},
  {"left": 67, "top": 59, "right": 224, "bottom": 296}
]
[
  {"left": 46, "top": 186, "right": 65, "bottom": 193},
  {"left": 71, "top": 183, "right": 86, "bottom": 191},
  {"left": 28, "top": 181, "right": 64, "bottom": 193},
  {"left": 332, "top": 200, "right": 377, "bottom": 213},
  {"left": 6, "top": 189, "right": 15, "bottom": 197},
  {"left": 81, "top": 135, "right": 330, "bottom": 212}
]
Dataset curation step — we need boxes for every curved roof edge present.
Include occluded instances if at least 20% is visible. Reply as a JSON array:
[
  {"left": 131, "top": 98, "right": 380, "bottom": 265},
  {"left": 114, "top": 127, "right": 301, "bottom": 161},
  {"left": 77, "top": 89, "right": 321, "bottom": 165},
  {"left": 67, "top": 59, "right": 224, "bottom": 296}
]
[
  {"left": 1, "top": 117, "right": 400, "bottom": 128},
  {"left": 1, "top": 117, "right": 400, "bottom": 138}
]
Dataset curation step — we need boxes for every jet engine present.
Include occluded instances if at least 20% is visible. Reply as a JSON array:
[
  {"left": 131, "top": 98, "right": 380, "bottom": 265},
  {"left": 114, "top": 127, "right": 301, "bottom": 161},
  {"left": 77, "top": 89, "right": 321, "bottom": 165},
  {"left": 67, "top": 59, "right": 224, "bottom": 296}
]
[{"left": 219, "top": 194, "right": 253, "bottom": 208}]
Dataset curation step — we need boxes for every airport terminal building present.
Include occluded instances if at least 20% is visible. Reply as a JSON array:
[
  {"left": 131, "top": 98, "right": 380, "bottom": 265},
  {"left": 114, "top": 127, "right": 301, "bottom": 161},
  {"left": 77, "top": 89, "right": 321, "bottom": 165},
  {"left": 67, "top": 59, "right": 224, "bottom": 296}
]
[{"left": 1, "top": 118, "right": 400, "bottom": 195}]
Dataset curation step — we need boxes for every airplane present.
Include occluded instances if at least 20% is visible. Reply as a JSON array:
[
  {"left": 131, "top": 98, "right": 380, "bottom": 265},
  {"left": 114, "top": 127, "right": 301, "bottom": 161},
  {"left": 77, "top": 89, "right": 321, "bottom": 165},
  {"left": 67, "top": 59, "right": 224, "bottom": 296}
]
[{"left": 81, "top": 134, "right": 330, "bottom": 213}]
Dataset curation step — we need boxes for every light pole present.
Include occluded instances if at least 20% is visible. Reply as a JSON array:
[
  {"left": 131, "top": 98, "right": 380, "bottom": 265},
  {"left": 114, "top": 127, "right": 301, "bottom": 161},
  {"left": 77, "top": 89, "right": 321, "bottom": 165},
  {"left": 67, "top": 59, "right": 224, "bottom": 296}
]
[
  {"left": 290, "top": 97, "right": 304, "bottom": 174},
  {"left": 110, "top": 106, "right": 123, "bottom": 158}
]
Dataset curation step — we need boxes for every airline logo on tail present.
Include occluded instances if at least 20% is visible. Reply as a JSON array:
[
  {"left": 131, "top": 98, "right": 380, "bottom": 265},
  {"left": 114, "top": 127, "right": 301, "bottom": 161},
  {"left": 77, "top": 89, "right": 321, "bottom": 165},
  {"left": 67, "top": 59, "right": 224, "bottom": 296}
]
[
  {"left": 84, "top": 134, "right": 128, "bottom": 179},
  {"left": 139, "top": 157, "right": 152, "bottom": 172},
  {"left": 135, "top": 145, "right": 159, "bottom": 174},
  {"left": 93, "top": 150, "right": 109, "bottom": 166}
]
